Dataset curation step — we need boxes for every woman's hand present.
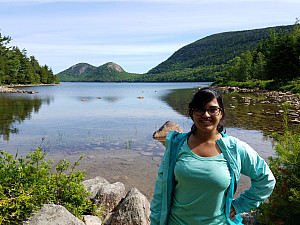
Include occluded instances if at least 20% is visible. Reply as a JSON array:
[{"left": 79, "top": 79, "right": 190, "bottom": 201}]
[{"left": 229, "top": 205, "right": 236, "bottom": 221}]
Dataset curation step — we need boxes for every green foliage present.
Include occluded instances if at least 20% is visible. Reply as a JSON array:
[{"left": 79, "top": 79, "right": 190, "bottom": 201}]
[
  {"left": 279, "top": 78, "right": 300, "bottom": 93},
  {"left": 0, "top": 32, "right": 59, "bottom": 85},
  {"left": 138, "top": 65, "right": 225, "bottom": 82},
  {"left": 0, "top": 147, "right": 99, "bottom": 224},
  {"left": 146, "top": 25, "right": 293, "bottom": 82},
  {"left": 214, "top": 21, "right": 300, "bottom": 92},
  {"left": 213, "top": 78, "right": 275, "bottom": 90},
  {"left": 257, "top": 103, "right": 300, "bottom": 224}
]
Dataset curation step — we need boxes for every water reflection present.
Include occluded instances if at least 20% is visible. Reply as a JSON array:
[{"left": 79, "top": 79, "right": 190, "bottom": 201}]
[
  {"left": 162, "top": 88, "right": 299, "bottom": 136},
  {"left": 0, "top": 95, "right": 52, "bottom": 141}
]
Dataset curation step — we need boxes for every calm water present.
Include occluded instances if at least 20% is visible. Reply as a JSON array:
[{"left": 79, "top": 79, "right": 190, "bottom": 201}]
[
  {"left": 0, "top": 82, "right": 207, "bottom": 155},
  {"left": 0, "top": 82, "right": 276, "bottom": 198}
]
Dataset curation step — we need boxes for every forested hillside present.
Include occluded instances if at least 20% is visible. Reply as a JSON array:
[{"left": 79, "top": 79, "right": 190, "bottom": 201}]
[
  {"left": 142, "top": 25, "right": 294, "bottom": 82},
  {"left": 0, "top": 33, "right": 59, "bottom": 85},
  {"left": 57, "top": 62, "right": 141, "bottom": 82},
  {"left": 57, "top": 24, "right": 295, "bottom": 83},
  {"left": 213, "top": 22, "right": 300, "bottom": 93}
]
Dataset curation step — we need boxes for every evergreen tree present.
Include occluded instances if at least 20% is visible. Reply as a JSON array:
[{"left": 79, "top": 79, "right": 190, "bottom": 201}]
[
  {"left": 214, "top": 21, "right": 300, "bottom": 87},
  {"left": 0, "top": 31, "right": 59, "bottom": 85}
]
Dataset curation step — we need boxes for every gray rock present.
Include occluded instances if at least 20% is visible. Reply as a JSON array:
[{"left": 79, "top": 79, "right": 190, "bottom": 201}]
[
  {"left": 83, "top": 176, "right": 110, "bottom": 200},
  {"left": 83, "top": 215, "right": 102, "bottom": 225},
  {"left": 241, "top": 211, "right": 258, "bottom": 225},
  {"left": 108, "top": 188, "right": 150, "bottom": 225},
  {"left": 83, "top": 176, "right": 126, "bottom": 215},
  {"left": 153, "top": 121, "right": 183, "bottom": 139},
  {"left": 23, "top": 204, "right": 85, "bottom": 225}
]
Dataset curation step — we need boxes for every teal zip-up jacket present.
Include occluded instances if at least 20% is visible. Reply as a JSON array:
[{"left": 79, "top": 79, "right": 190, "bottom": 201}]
[{"left": 150, "top": 131, "right": 276, "bottom": 225}]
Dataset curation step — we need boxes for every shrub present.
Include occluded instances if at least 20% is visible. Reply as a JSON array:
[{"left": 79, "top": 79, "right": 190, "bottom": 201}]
[
  {"left": 257, "top": 103, "right": 300, "bottom": 224},
  {"left": 0, "top": 146, "right": 99, "bottom": 224}
]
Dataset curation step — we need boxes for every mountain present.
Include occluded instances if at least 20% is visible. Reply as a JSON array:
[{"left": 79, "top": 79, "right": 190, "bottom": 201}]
[
  {"left": 141, "top": 24, "right": 294, "bottom": 82},
  {"left": 56, "top": 63, "right": 96, "bottom": 81},
  {"left": 57, "top": 24, "right": 294, "bottom": 82},
  {"left": 57, "top": 62, "right": 140, "bottom": 82}
]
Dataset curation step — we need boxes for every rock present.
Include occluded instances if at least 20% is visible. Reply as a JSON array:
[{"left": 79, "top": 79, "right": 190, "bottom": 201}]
[
  {"left": 83, "top": 176, "right": 126, "bottom": 215},
  {"left": 22, "top": 204, "right": 85, "bottom": 225},
  {"left": 289, "top": 112, "right": 299, "bottom": 117},
  {"left": 241, "top": 97, "right": 251, "bottom": 103},
  {"left": 83, "top": 215, "right": 102, "bottom": 225},
  {"left": 107, "top": 188, "right": 150, "bottom": 225},
  {"left": 290, "top": 119, "right": 300, "bottom": 124},
  {"left": 83, "top": 176, "right": 110, "bottom": 199},
  {"left": 227, "top": 87, "right": 239, "bottom": 92},
  {"left": 153, "top": 121, "right": 183, "bottom": 139},
  {"left": 241, "top": 211, "right": 258, "bottom": 225}
]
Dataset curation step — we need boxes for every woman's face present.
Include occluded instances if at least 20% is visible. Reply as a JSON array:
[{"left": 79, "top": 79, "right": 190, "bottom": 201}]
[{"left": 192, "top": 98, "right": 223, "bottom": 134}]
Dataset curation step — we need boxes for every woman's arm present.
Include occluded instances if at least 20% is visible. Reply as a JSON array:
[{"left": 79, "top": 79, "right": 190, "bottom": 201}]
[
  {"left": 232, "top": 142, "right": 276, "bottom": 214},
  {"left": 149, "top": 158, "right": 165, "bottom": 225}
]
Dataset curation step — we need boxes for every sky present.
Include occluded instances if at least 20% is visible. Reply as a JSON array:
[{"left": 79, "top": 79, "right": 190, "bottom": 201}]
[{"left": 0, "top": 0, "right": 299, "bottom": 74}]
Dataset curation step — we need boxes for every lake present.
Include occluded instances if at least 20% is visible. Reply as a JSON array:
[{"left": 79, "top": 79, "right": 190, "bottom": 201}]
[{"left": 0, "top": 82, "right": 276, "bottom": 199}]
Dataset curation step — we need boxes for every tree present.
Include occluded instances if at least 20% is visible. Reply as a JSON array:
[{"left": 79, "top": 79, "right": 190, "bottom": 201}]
[
  {"left": 252, "top": 51, "right": 267, "bottom": 80},
  {"left": 0, "top": 31, "right": 59, "bottom": 85}
]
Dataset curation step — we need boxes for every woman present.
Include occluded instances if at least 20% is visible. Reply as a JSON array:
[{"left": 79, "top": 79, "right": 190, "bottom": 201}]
[{"left": 150, "top": 87, "right": 275, "bottom": 225}]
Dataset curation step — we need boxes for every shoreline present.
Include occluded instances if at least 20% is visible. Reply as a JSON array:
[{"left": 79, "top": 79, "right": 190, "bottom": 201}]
[
  {"left": 0, "top": 83, "right": 61, "bottom": 94},
  {"left": 216, "top": 86, "right": 300, "bottom": 111}
]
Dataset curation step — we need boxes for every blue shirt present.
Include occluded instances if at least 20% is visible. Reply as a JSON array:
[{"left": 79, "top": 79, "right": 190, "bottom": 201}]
[
  {"left": 150, "top": 131, "right": 276, "bottom": 225},
  {"left": 168, "top": 138, "right": 230, "bottom": 224}
]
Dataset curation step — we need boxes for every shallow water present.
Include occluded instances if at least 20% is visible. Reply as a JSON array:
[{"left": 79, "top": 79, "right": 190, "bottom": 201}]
[
  {"left": 0, "top": 83, "right": 202, "bottom": 154},
  {"left": 0, "top": 82, "right": 277, "bottom": 199}
]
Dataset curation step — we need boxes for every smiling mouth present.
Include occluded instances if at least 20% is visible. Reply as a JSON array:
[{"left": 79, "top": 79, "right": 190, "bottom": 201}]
[{"left": 200, "top": 119, "right": 212, "bottom": 124}]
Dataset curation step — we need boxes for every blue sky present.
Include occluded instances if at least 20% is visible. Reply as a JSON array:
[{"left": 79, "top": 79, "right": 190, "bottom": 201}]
[{"left": 0, "top": 0, "right": 299, "bottom": 74}]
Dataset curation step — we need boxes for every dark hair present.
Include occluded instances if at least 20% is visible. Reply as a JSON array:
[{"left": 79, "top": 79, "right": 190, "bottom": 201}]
[{"left": 188, "top": 86, "right": 225, "bottom": 133}]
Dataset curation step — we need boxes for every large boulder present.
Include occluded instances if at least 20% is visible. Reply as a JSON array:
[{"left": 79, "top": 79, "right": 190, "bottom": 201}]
[
  {"left": 153, "top": 121, "right": 183, "bottom": 139},
  {"left": 22, "top": 204, "right": 85, "bottom": 225},
  {"left": 83, "top": 176, "right": 126, "bottom": 215},
  {"left": 106, "top": 188, "right": 150, "bottom": 225}
]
